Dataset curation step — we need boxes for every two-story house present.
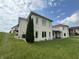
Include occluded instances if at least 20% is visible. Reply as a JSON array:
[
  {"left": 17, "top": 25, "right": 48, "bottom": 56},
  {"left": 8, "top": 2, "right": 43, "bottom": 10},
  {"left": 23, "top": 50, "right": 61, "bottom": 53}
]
[
  {"left": 11, "top": 12, "right": 70, "bottom": 42},
  {"left": 69, "top": 26, "right": 79, "bottom": 36},
  {"left": 18, "top": 11, "right": 53, "bottom": 41},
  {"left": 52, "top": 24, "right": 69, "bottom": 39}
]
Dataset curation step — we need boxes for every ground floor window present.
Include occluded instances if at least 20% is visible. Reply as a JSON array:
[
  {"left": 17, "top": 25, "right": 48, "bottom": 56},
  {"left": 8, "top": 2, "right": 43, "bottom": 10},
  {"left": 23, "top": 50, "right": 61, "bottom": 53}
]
[
  {"left": 42, "top": 32, "right": 46, "bottom": 38},
  {"left": 64, "top": 33, "right": 66, "bottom": 36},
  {"left": 35, "top": 31, "right": 38, "bottom": 38},
  {"left": 22, "top": 34, "right": 26, "bottom": 38}
]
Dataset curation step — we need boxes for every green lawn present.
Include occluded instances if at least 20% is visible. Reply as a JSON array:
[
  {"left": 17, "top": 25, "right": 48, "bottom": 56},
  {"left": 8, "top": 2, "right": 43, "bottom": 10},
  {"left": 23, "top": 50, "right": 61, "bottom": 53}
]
[{"left": 0, "top": 32, "right": 79, "bottom": 59}]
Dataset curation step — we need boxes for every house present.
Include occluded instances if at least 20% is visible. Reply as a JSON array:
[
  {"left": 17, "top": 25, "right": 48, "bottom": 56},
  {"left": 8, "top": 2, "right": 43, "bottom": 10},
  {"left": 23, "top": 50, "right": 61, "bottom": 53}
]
[
  {"left": 52, "top": 24, "right": 69, "bottom": 39},
  {"left": 11, "top": 11, "right": 70, "bottom": 42},
  {"left": 69, "top": 26, "right": 79, "bottom": 36},
  {"left": 10, "top": 24, "right": 19, "bottom": 36},
  {"left": 17, "top": 11, "right": 53, "bottom": 41}
]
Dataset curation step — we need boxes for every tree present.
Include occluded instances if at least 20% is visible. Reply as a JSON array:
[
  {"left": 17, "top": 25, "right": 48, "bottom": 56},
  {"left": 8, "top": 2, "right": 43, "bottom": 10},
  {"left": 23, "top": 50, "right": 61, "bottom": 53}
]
[{"left": 26, "top": 16, "right": 34, "bottom": 43}]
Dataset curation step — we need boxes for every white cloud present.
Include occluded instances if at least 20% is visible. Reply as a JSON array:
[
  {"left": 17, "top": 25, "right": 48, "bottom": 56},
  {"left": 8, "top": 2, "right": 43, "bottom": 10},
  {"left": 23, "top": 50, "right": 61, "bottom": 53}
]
[
  {"left": 56, "top": 15, "right": 61, "bottom": 18},
  {"left": 0, "top": 0, "right": 47, "bottom": 32},
  {"left": 48, "top": 0, "right": 62, "bottom": 7},
  {"left": 60, "top": 11, "right": 79, "bottom": 27},
  {"left": 53, "top": 2, "right": 57, "bottom": 6},
  {"left": 48, "top": 0, "right": 55, "bottom": 7}
]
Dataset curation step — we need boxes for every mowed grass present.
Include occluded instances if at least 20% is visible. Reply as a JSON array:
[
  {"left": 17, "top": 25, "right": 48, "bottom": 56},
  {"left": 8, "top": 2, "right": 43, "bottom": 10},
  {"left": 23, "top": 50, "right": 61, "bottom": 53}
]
[{"left": 0, "top": 32, "right": 79, "bottom": 59}]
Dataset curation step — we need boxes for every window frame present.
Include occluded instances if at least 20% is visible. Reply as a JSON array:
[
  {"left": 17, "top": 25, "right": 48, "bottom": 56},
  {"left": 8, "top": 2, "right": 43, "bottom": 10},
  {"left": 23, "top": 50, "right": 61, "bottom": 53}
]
[{"left": 42, "top": 31, "right": 46, "bottom": 38}]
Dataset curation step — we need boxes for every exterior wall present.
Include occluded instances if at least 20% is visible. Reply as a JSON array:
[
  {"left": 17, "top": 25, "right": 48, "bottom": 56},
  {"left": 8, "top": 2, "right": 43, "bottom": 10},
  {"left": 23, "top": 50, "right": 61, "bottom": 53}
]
[
  {"left": 10, "top": 28, "right": 15, "bottom": 33},
  {"left": 18, "top": 19, "right": 28, "bottom": 39},
  {"left": 18, "top": 15, "right": 53, "bottom": 41},
  {"left": 69, "top": 28, "right": 79, "bottom": 36},
  {"left": 31, "top": 15, "right": 53, "bottom": 41},
  {"left": 61, "top": 27, "right": 69, "bottom": 38},
  {"left": 52, "top": 26, "right": 69, "bottom": 39},
  {"left": 75, "top": 29, "right": 79, "bottom": 34},
  {"left": 52, "top": 27, "right": 62, "bottom": 38},
  {"left": 69, "top": 29, "right": 75, "bottom": 36},
  {"left": 10, "top": 26, "right": 18, "bottom": 36}
]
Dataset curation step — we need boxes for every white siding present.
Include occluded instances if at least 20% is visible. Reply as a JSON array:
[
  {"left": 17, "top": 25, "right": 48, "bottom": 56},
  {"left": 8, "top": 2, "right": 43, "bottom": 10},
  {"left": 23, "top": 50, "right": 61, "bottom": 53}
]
[
  {"left": 75, "top": 29, "right": 79, "bottom": 34},
  {"left": 52, "top": 26, "right": 69, "bottom": 38},
  {"left": 18, "top": 19, "right": 28, "bottom": 39},
  {"left": 31, "top": 15, "right": 53, "bottom": 41},
  {"left": 61, "top": 27, "right": 69, "bottom": 38}
]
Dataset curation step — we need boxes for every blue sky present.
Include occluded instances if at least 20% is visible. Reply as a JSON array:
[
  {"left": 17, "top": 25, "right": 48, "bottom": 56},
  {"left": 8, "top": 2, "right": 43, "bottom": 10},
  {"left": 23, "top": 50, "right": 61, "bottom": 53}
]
[
  {"left": 36, "top": 0, "right": 79, "bottom": 25},
  {"left": 0, "top": 0, "right": 79, "bottom": 32}
]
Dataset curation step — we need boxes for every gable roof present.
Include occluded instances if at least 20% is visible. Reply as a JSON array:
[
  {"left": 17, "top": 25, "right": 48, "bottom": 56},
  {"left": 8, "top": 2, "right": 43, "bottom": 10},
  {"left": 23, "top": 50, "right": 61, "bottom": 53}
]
[
  {"left": 70, "top": 26, "right": 79, "bottom": 29},
  {"left": 19, "top": 11, "right": 53, "bottom": 22},
  {"left": 29, "top": 11, "right": 53, "bottom": 22},
  {"left": 53, "top": 24, "right": 69, "bottom": 27},
  {"left": 11, "top": 24, "right": 19, "bottom": 29}
]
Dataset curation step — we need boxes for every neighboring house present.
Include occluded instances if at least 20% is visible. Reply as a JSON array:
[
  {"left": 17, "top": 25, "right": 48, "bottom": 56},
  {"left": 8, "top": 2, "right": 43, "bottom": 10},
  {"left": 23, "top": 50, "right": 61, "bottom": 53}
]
[
  {"left": 18, "top": 11, "right": 53, "bottom": 41},
  {"left": 52, "top": 24, "right": 69, "bottom": 39},
  {"left": 10, "top": 25, "right": 19, "bottom": 36},
  {"left": 69, "top": 26, "right": 79, "bottom": 36}
]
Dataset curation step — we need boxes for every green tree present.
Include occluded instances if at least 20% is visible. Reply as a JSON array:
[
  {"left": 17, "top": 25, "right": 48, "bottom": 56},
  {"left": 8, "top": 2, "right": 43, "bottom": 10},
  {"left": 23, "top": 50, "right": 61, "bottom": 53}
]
[{"left": 26, "top": 16, "right": 34, "bottom": 43}]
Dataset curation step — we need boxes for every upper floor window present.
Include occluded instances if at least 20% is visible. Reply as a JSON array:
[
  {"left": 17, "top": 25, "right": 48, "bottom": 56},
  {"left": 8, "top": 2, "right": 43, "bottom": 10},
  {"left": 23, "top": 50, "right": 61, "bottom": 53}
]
[
  {"left": 42, "top": 19, "right": 46, "bottom": 26},
  {"left": 36, "top": 17, "right": 38, "bottom": 24}
]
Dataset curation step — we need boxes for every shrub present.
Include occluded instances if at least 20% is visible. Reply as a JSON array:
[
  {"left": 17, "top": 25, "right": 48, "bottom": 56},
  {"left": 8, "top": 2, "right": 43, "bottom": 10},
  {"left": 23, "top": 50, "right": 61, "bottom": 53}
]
[{"left": 26, "top": 16, "right": 34, "bottom": 43}]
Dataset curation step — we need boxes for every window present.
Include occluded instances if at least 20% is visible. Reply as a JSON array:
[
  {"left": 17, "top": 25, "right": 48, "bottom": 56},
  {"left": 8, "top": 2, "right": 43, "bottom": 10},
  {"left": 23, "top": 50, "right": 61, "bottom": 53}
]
[
  {"left": 22, "top": 34, "right": 26, "bottom": 38},
  {"left": 36, "top": 17, "right": 38, "bottom": 24},
  {"left": 35, "top": 31, "right": 38, "bottom": 38},
  {"left": 16, "top": 30, "right": 18, "bottom": 32},
  {"left": 64, "top": 33, "right": 66, "bottom": 36},
  {"left": 45, "top": 32, "right": 46, "bottom": 37},
  {"left": 42, "top": 32, "right": 46, "bottom": 38},
  {"left": 42, "top": 19, "right": 46, "bottom": 26}
]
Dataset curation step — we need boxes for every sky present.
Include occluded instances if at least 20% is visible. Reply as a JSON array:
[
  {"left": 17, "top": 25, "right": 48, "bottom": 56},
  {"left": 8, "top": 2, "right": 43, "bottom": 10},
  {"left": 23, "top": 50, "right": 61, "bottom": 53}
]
[{"left": 0, "top": 0, "right": 79, "bottom": 32}]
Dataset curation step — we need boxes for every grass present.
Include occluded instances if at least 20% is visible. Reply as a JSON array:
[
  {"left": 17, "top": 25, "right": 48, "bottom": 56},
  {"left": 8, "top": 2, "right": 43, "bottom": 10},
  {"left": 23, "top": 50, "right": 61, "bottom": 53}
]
[{"left": 0, "top": 32, "right": 79, "bottom": 59}]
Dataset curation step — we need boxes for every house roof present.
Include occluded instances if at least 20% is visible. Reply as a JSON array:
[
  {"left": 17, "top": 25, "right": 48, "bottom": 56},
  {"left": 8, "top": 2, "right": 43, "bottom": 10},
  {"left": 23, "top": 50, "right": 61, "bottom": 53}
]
[
  {"left": 70, "top": 26, "right": 79, "bottom": 29},
  {"left": 19, "top": 11, "right": 53, "bottom": 22},
  {"left": 11, "top": 24, "right": 19, "bottom": 29},
  {"left": 19, "top": 17, "right": 27, "bottom": 20},
  {"left": 53, "top": 24, "right": 69, "bottom": 27},
  {"left": 29, "top": 11, "right": 53, "bottom": 22}
]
